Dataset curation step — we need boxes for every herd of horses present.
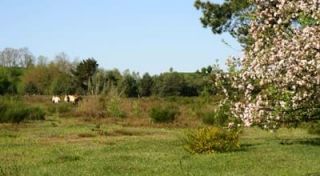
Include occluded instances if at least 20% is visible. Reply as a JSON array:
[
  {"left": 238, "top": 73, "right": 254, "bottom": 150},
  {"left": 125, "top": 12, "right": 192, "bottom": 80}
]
[{"left": 51, "top": 95, "right": 82, "bottom": 104}]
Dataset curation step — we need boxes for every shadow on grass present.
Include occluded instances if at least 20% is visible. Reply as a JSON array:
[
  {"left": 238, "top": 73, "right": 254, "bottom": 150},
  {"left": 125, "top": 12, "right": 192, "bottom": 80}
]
[
  {"left": 280, "top": 138, "right": 320, "bottom": 146},
  {"left": 237, "top": 143, "right": 263, "bottom": 152}
]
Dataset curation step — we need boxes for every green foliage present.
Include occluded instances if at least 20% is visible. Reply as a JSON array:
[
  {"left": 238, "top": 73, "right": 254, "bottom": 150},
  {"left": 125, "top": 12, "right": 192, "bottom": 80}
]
[
  {"left": 47, "top": 103, "right": 73, "bottom": 115},
  {"left": 138, "top": 73, "right": 153, "bottom": 97},
  {"left": 201, "top": 111, "right": 216, "bottom": 125},
  {"left": 297, "top": 13, "right": 318, "bottom": 27},
  {"left": 72, "top": 58, "right": 98, "bottom": 93},
  {"left": 23, "top": 82, "right": 40, "bottom": 95},
  {"left": 106, "top": 90, "right": 126, "bottom": 118},
  {"left": 0, "top": 97, "right": 45, "bottom": 123},
  {"left": 0, "top": 77, "right": 12, "bottom": 95},
  {"left": 27, "top": 107, "right": 46, "bottom": 120},
  {"left": 201, "top": 103, "right": 230, "bottom": 126},
  {"left": 104, "top": 69, "right": 122, "bottom": 91},
  {"left": 118, "top": 74, "right": 138, "bottom": 97},
  {"left": 50, "top": 73, "right": 74, "bottom": 95},
  {"left": 152, "top": 72, "right": 186, "bottom": 97},
  {"left": 0, "top": 120, "right": 319, "bottom": 175},
  {"left": 149, "top": 105, "right": 179, "bottom": 123},
  {"left": 307, "top": 121, "right": 320, "bottom": 135},
  {"left": 194, "top": 0, "right": 252, "bottom": 45},
  {"left": 1, "top": 54, "right": 216, "bottom": 98},
  {"left": 20, "top": 65, "right": 54, "bottom": 95},
  {"left": 185, "top": 127, "right": 240, "bottom": 154},
  {"left": 88, "top": 70, "right": 107, "bottom": 95},
  {"left": 0, "top": 67, "right": 23, "bottom": 95}
]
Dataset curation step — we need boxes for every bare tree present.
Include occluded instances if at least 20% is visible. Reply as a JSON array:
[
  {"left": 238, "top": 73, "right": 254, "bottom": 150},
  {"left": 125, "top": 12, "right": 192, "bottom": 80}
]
[
  {"left": 0, "top": 47, "right": 34, "bottom": 67},
  {"left": 53, "top": 52, "right": 73, "bottom": 73}
]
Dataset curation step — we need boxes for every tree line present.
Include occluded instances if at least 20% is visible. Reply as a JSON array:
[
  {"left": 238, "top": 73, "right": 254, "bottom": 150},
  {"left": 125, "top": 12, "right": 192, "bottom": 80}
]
[{"left": 0, "top": 48, "right": 218, "bottom": 97}]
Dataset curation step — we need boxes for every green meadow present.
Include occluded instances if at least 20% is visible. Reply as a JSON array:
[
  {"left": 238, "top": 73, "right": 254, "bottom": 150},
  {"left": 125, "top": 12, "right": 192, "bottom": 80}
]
[{"left": 1, "top": 116, "right": 319, "bottom": 176}]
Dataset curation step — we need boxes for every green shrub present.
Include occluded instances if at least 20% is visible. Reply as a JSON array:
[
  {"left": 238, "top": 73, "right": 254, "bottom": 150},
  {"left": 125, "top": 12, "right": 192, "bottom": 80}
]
[
  {"left": 307, "top": 121, "right": 320, "bottom": 135},
  {"left": 27, "top": 107, "right": 45, "bottom": 120},
  {"left": 0, "top": 97, "right": 45, "bottom": 123},
  {"left": 201, "top": 110, "right": 229, "bottom": 126},
  {"left": 201, "top": 111, "right": 216, "bottom": 125},
  {"left": 1, "top": 105, "right": 29, "bottom": 123},
  {"left": 47, "top": 105, "right": 56, "bottom": 114},
  {"left": 185, "top": 127, "right": 240, "bottom": 154},
  {"left": 106, "top": 95, "right": 126, "bottom": 118},
  {"left": 201, "top": 102, "right": 230, "bottom": 126},
  {"left": 47, "top": 103, "right": 73, "bottom": 116},
  {"left": 57, "top": 104, "right": 73, "bottom": 114},
  {"left": 149, "top": 105, "right": 179, "bottom": 123}
]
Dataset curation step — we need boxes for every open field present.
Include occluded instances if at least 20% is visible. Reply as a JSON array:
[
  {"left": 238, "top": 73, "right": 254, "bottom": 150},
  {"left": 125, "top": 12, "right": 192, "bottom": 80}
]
[
  {"left": 2, "top": 0, "right": 320, "bottom": 175},
  {"left": 0, "top": 116, "right": 320, "bottom": 176}
]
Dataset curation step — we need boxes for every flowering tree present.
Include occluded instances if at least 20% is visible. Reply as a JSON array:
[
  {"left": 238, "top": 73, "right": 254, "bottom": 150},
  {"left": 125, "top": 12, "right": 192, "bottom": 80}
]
[
  {"left": 239, "top": 0, "right": 320, "bottom": 128},
  {"left": 213, "top": 0, "right": 320, "bottom": 129}
]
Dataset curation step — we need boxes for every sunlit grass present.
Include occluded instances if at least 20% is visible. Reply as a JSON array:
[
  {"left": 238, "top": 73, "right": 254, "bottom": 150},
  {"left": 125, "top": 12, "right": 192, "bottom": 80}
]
[{"left": 0, "top": 117, "right": 319, "bottom": 176}]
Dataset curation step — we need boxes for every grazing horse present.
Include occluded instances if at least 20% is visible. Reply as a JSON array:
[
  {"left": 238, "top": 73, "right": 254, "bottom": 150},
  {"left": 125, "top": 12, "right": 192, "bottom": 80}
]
[
  {"left": 64, "top": 95, "right": 70, "bottom": 102},
  {"left": 52, "top": 96, "right": 61, "bottom": 104},
  {"left": 64, "top": 95, "right": 82, "bottom": 104}
]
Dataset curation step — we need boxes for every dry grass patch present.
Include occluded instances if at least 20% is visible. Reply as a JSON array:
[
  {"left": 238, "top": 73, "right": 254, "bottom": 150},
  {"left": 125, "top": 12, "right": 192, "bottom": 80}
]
[{"left": 77, "top": 133, "right": 97, "bottom": 138}]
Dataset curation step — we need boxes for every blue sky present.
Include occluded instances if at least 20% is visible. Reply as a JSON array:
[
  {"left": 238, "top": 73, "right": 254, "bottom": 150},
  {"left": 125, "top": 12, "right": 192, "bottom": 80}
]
[{"left": 0, "top": 0, "right": 242, "bottom": 74}]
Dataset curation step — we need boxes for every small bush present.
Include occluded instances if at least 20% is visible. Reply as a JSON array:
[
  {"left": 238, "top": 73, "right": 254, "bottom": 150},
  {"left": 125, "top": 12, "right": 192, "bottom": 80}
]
[
  {"left": 201, "top": 110, "right": 229, "bottom": 126},
  {"left": 106, "top": 95, "right": 126, "bottom": 118},
  {"left": 1, "top": 105, "right": 30, "bottom": 123},
  {"left": 185, "top": 127, "right": 240, "bottom": 154},
  {"left": 149, "top": 105, "right": 179, "bottom": 123},
  {"left": 0, "top": 97, "right": 45, "bottom": 123},
  {"left": 307, "top": 121, "right": 320, "bottom": 135},
  {"left": 201, "top": 102, "right": 230, "bottom": 126},
  {"left": 201, "top": 111, "right": 216, "bottom": 125},
  {"left": 47, "top": 105, "right": 56, "bottom": 114},
  {"left": 27, "top": 107, "right": 46, "bottom": 120}
]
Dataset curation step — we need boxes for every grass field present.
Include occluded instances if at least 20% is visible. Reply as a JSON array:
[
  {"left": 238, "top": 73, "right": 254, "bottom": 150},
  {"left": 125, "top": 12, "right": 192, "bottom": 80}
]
[{"left": 0, "top": 116, "right": 319, "bottom": 176}]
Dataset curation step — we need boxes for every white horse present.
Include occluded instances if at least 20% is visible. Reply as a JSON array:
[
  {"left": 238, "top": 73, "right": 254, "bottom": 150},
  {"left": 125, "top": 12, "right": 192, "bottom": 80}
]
[
  {"left": 64, "top": 95, "right": 82, "bottom": 104},
  {"left": 52, "top": 96, "right": 61, "bottom": 104},
  {"left": 64, "top": 95, "right": 69, "bottom": 102}
]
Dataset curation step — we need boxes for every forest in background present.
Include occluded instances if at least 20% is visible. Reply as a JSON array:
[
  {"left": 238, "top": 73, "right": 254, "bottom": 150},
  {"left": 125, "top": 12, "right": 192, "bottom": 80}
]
[{"left": 0, "top": 47, "right": 220, "bottom": 98}]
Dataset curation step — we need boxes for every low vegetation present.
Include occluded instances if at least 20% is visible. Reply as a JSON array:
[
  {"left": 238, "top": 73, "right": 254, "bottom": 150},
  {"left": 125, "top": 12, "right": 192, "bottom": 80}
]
[
  {"left": 0, "top": 118, "right": 319, "bottom": 176},
  {"left": 185, "top": 127, "right": 240, "bottom": 154},
  {"left": 0, "top": 97, "right": 45, "bottom": 123},
  {"left": 76, "top": 96, "right": 105, "bottom": 118},
  {"left": 0, "top": 0, "right": 319, "bottom": 175},
  {"left": 307, "top": 121, "right": 320, "bottom": 135},
  {"left": 149, "top": 105, "right": 179, "bottom": 123}
]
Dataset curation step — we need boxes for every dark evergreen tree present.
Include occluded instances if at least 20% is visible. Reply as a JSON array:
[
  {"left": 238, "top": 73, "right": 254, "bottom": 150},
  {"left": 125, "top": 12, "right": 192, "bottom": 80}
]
[
  {"left": 72, "top": 58, "right": 98, "bottom": 94},
  {"left": 138, "top": 73, "right": 153, "bottom": 97},
  {"left": 195, "top": 0, "right": 252, "bottom": 46},
  {"left": 118, "top": 74, "right": 138, "bottom": 97}
]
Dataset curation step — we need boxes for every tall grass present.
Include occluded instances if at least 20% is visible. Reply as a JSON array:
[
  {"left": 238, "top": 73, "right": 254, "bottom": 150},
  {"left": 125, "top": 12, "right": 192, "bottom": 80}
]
[
  {"left": 0, "top": 96, "right": 45, "bottom": 123},
  {"left": 76, "top": 96, "right": 106, "bottom": 118}
]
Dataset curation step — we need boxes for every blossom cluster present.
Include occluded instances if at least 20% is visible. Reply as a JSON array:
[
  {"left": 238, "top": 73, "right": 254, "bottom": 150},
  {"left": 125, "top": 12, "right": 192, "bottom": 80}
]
[{"left": 220, "top": 0, "right": 320, "bottom": 128}]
